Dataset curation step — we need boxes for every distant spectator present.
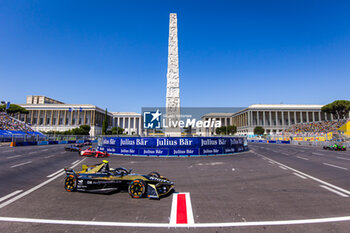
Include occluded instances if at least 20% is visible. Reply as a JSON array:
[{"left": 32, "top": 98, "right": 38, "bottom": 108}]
[
  {"left": 283, "top": 119, "right": 348, "bottom": 136},
  {"left": 0, "top": 112, "right": 34, "bottom": 132}
]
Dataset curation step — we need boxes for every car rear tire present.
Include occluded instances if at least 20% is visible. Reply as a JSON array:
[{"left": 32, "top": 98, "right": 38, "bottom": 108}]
[
  {"left": 128, "top": 179, "right": 146, "bottom": 198},
  {"left": 65, "top": 175, "right": 77, "bottom": 192}
]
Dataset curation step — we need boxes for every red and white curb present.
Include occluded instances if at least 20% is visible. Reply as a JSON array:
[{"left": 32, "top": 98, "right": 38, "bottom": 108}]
[{"left": 169, "top": 192, "right": 194, "bottom": 225}]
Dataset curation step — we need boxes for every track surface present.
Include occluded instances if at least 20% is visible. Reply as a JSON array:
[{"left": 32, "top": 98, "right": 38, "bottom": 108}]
[{"left": 0, "top": 143, "right": 350, "bottom": 232}]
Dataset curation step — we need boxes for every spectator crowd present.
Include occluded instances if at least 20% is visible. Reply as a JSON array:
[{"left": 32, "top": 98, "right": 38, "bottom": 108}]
[
  {"left": 283, "top": 119, "right": 348, "bottom": 136},
  {"left": 0, "top": 112, "right": 34, "bottom": 132}
]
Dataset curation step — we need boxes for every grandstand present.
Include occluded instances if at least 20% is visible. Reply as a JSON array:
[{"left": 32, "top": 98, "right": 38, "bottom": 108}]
[
  {"left": 0, "top": 112, "right": 43, "bottom": 142},
  {"left": 283, "top": 119, "right": 349, "bottom": 136}
]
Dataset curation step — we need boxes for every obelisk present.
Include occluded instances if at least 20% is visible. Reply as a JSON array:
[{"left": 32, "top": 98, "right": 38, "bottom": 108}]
[{"left": 165, "top": 13, "right": 181, "bottom": 137}]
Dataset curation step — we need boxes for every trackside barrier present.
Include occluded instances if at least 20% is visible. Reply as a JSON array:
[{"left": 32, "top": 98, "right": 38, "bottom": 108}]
[
  {"left": 11, "top": 139, "right": 93, "bottom": 147},
  {"left": 248, "top": 140, "right": 291, "bottom": 144},
  {"left": 98, "top": 137, "right": 248, "bottom": 157}
]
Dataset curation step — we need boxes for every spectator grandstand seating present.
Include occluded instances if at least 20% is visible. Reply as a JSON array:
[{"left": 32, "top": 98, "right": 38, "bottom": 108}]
[
  {"left": 283, "top": 119, "right": 349, "bottom": 136},
  {"left": 0, "top": 112, "right": 44, "bottom": 141}
]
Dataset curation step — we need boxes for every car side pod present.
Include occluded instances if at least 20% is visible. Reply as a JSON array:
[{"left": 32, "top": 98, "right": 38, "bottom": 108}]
[{"left": 147, "top": 184, "right": 159, "bottom": 199}]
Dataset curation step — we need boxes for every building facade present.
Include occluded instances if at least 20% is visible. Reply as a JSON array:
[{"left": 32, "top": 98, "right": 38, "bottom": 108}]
[
  {"left": 18, "top": 96, "right": 142, "bottom": 136},
  {"left": 201, "top": 104, "right": 347, "bottom": 136}
]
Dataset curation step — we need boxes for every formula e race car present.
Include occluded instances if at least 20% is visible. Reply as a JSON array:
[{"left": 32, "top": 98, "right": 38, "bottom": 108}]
[
  {"left": 65, "top": 145, "right": 81, "bottom": 152},
  {"left": 323, "top": 144, "right": 346, "bottom": 151},
  {"left": 64, "top": 161, "right": 174, "bottom": 199},
  {"left": 80, "top": 148, "right": 109, "bottom": 158},
  {"left": 84, "top": 141, "right": 92, "bottom": 146},
  {"left": 74, "top": 143, "right": 84, "bottom": 147}
]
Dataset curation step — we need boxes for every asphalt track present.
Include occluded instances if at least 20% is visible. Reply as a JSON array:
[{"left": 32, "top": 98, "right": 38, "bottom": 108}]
[{"left": 1, "top": 143, "right": 350, "bottom": 232}]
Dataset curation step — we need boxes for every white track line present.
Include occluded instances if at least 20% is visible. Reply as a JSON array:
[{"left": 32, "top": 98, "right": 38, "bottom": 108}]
[
  {"left": 4, "top": 215, "right": 350, "bottom": 228},
  {"left": 71, "top": 160, "right": 79, "bottom": 165},
  {"left": 279, "top": 166, "right": 287, "bottom": 170},
  {"left": 312, "top": 152, "right": 325, "bottom": 156},
  {"left": 323, "top": 163, "right": 348, "bottom": 170},
  {"left": 45, "top": 155, "right": 56, "bottom": 159},
  {"left": 28, "top": 151, "right": 36, "bottom": 154},
  {"left": 0, "top": 158, "right": 86, "bottom": 209},
  {"left": 0, "top": 190, "right": 23, "bottom": 203},
  {"left": 185, "top": 193, "right": 194, "bottom": 224},
  {"left": 7, "top": 155, "right": 23, "bottom": 159},
  {"left": 169, "top": 193, "right": 177, "bottom": 224},
  {"left": 293, "top": 173, "right": 307, "bottom": 179},
  {"left": 41, "top": 149, "right": 48, "bottom": 152},
  {"left": 10, "top": 161, "right": 32, "bottom": 168},
  {"left": 296, "top": 156, "right": 309, "bottom": 161},
  {"left": 336, "top": 157, "right": 350, "bottom": 161},
  {"left": 320, "top": 185, "right": 349, "bottom": 197},
  {"left": 47, "top": 169, "right": 64, "bottom": 178},
  {"left": 251, "top": 150, "right": 350, "bottom": 195},
  {"left": 2, "top": 150, "right": 14, "bottom": 153}
]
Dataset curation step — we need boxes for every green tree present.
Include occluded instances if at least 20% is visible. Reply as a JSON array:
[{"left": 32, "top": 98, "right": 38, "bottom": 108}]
[
  {"left": 102, "top": 108, "right": 108, "bottom": 135},
  {"left": 254, "top": 126, "right": 265, "bottom": 135},
  {"left": 0, "top": 104, "right": 29, "bottom": 115},
  {"left": 321, "top": 100, "right": 350, "bottom": 120},
  {"left": 111, "top": 127, "right": 124, "bottom": 135},
  {"left": 215, "top": 125, "right": 237, "bottom": 135}
]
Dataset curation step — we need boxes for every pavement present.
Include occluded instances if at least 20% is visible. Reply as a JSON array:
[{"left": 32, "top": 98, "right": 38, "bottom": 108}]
[{"left": 0, "top": 143, "right": 350, "bottom": 232}]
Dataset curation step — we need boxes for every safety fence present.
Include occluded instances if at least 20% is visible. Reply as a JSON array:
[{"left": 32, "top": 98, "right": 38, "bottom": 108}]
[{"left": 98, "top": 136, "right": 248, "bottom": 156}]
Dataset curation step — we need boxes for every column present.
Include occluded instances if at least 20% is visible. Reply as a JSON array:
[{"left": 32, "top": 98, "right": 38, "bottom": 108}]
[
  {"left": 44, "top": 110, "right": 47, "bottom": 125},
  {"left": 257, "top": 111, "right": 260, "bottom": 126},
  {"left": 128, "top": 117, "right": 131, "bottom": 134},
  {"left": 64, "top": 110, "right": 67, "bottom": 125},
  {"left": 324, "top": 112, "right": 327, "bottom": 121},
  {"left": 92, "top": 111, "right": 96, "bottom": 125},
  {"left": 123, "top": 117, "right": 125, "bottom": 130},
  {"left": 288, "top": 111, "right": 291, "bottom": 126},
  {"left": 70, "top": 110, "right": 74, "bottom": 125},
  {"left": 37, "top": 110, "right": 41, "bottom": 125},
  {"left": 117, "top": 117, "right": 120, "bottom": 128},
  {"left": 300, "top": 112, "right": 303, "bottom": 123},
  {"left": 263, "top": 111, "right": 266, "bottom": 126},
  {"left": 306, "top": 111, "right": 309, "bottom": 122},
  {"left": 50, "top": 110, "right": 53, "bottom": 125},
  {"left": 318, "top": 112, "right": 321, "bottom": 122},
  {"left": 294, "top": 112, "right": 297, "bottom": 124},
  {"left": 139, "top": 117, "right": 142, "bottom": 135},
  {"left": 134, "top": 117, "right": 137, "bottom": 132},
  {"left": 57, "top": 110, "right": 60, "bottom": 125},
  {"left": 83, "top": 110, "right": 86, "bottom": 125},
  {"left": 90, "top": 111, "right": 93, "bottom": 126},
  {"left": 77, "top": 109, "right": 80, "bottom": 125},
  {"left": 247, "top": 111, "right": 251, "bottom": 127},
  {"left": 30, "top": 110, "right": 34, "bottom": 125},
  {"left": 331, "top": 113, "right": 334, "bottom": 120},
  {"left": 269, "top": 111, "right": 272, "bottom": 127},
  {"left": 312, "top": 112, "right": 315, "bottom": 122}
]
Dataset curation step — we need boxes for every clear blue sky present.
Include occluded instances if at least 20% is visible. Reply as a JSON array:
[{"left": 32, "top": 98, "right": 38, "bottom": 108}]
[{"left": 1, "top": 0, "right": 349, "bottom": 112}]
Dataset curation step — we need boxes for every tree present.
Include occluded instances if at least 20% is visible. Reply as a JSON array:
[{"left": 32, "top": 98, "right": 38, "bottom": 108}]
[
  {"left": 0, "top": 104, "right": 29, "bottom": 115},
  {"left": 215, "top": 125, "right": 237, "bottom": 135},
  {"left": 321, "top": 100, "right": 350, "bottom": 120},
  {"left": 111, "top": 127, "right": 124, "bottom": 135},
  {"left": 254, "top": 126, "right": 265, "bottom": 135},
  {"left": 102, "top": 108, "right": 108, "bottom": 135}
]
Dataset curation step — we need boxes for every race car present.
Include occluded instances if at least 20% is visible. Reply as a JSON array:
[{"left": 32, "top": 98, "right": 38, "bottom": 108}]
[
  {"left": 65, "top": 145, "right": 82, "bottom": 152},
  {"left": 84, "top": 141, "right": 92, "bottom": 146},
  {"left": 323, "top": 143, "right": 347, "bottom": 151},
  {"left": 80, "top": 148, "right": 109, "bottom": 158},
  {"left": 64, "top": 160, "right": 174, "bottom": 199},
  {"left": 74, "top": 143, "right": 84, "bottom": 147}
]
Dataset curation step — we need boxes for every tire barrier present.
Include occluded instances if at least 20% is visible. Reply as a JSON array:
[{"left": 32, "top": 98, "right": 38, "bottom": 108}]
[{"left": 98, "top": 137, "right": 248, "bottom": 157}]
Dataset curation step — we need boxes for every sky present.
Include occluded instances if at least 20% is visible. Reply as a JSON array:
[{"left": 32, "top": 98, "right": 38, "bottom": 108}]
[{"left": 1, "top": 0, "right": 349, "bottom": 113}]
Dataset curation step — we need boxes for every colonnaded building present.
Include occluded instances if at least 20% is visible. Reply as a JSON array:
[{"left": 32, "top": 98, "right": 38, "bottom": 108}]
[
  {"left": 15, "top": 96, "right": 347, "bottom": 136},
  {"left": 201, "top": 104, "right": 348, "bottom": 136},
  {"left": 18, "top": 96, "right": 142, "bottom": 136}
]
